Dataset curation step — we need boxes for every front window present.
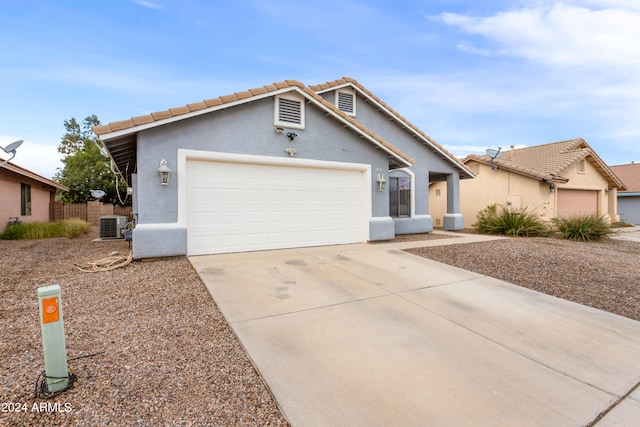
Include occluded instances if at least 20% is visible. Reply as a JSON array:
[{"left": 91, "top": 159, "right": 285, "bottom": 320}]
[
  {"left": 389, "top": 177, "right": 410, "bottom": 217},
  {"left": 21, "top": 183, "right": 31, "bottom": 216}
]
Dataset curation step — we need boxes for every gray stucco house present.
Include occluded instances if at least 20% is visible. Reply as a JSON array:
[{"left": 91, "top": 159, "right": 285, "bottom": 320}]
[
  {"left": 610, "top": 162, "right": 640, "bottom": 224},
  {"left": 93, "top": 77, "right": 473, "bottom": 259}
]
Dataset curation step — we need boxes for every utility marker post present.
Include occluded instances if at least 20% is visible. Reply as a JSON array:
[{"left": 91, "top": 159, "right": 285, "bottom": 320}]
[{"left": 37, "top": 285, "right": 69, "bottom": 392}]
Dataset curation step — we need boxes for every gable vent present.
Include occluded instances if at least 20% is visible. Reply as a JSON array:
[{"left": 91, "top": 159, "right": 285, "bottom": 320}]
[
  {"left": 278, "top": 97, "right": 302, "bottom": 125},
  {"left": 337, "top": 91, "right": 355, "bottom": 115}
]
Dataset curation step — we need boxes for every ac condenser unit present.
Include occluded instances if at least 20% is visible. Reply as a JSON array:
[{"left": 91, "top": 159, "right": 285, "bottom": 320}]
[{"left": 99, "top": 215, "right": 128, "bottom": 239}]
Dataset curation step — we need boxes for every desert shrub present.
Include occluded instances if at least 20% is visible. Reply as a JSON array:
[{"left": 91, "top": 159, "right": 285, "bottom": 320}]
[
  {"left": 474, "top": 204, "right": 549, "bottom": 237},
  {"left": 0, "top": 219, "right": 91, "bottom": 240},
  {"left": 552, "top": 215, "right": 613, "bottom": 241}
]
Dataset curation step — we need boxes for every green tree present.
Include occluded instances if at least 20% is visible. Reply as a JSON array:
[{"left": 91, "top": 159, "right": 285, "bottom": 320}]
[{"left": 54, "top": 115, "right": 129, "bottom": 205}]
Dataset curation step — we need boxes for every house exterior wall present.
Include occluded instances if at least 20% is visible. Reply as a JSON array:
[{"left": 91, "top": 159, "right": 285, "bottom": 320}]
[
  {"left": 320, "top": 90, "right": 464, "bottom": 233},
  {"left": 0, "top": 170, "right": 55, "bottom": 230},
  {"left": 617, "top": 195, "right": 640, "bottom": 224},
  {"left": 132, "top": 96, "right": 393, "bottom": 258},
  {"left": 429, "top": 158, "right": 616, "bottom": 228}
]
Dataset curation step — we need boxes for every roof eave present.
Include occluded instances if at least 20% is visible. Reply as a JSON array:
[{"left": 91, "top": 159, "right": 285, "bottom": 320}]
[
  {"left": 95, "top": 84, "right": 413, "bottom": 169},
  {"left": 94, "top": 87, "right": 297, "bottom": 141},
  {"left": 311, "top": 78, "right": 473, "bottom": 178},
  {"left": 0, "top": 160, "right": 68, "bottom": 191}
]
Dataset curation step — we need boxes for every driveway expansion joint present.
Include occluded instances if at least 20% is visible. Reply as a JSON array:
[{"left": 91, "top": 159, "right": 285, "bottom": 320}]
[{"left": 586, "top": 379, "right": 640, "bottom": 426}]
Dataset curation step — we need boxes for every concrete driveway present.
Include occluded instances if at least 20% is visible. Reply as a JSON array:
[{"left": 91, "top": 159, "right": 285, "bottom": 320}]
[{"left": 189, "top": 233, "right": 640, "bottom": 426}]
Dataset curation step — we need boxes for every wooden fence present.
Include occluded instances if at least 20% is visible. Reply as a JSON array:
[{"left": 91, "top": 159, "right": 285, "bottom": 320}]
[{"left": 52, "top": 201, "right": 132, "bottom": 226}]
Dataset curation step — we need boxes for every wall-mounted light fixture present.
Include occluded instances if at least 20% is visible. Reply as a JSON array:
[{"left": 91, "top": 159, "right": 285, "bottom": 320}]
[
  {"left": 284, "top": 148, "right": 297, "bottom": 157},
  {"left": 376, "top": 173, "right": 387, "bottom": 192},
  {"left": 286, "top": 132, "right": 297, "bottom": 141},
  {"left": 549, "top": 183, "right": 556, "bottom": 193},
  {"left": 158, "top": 159, "right": 171, "bottom": 186},
  {"left": 0, "top": 140, "right": 23, "bottom": 168},
  {"left": 605, "top": 187, "right": 611, "bottom": 195}
]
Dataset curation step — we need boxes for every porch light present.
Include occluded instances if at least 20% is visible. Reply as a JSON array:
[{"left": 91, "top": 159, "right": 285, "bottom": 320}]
[
  {"left": 376, "top": 173, "right": 387, "bottom": 192},
  {"left": 549, "top": 183, "right": 556, "bottom": 193},
  {"left": 158, "top": 159, "right": 171, "bottom": 186},
  {"left": 605, "top": 187, "right": 611, "bottom": 195}
]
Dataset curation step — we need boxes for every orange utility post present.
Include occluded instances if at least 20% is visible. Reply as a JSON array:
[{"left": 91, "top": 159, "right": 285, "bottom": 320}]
[{"left": 37, "top": 285, "right": 69, "bottom": 392}]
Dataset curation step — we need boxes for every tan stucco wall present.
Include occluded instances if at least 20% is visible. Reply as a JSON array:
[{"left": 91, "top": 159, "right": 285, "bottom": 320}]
[
  {"left": 429, "top": 158, "right": 618, "bottom": 227},
  {"left": 0, "top": 172, "right": 55, "bottom": 229}
]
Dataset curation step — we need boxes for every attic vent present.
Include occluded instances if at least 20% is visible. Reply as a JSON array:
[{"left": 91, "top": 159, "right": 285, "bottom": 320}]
[
  {"left": 274, "top": 95, "right": 304, "bottom": 129},
  {"left": 336, "top": 91, "right": 355, "bottom": 116},
  {"left": 279, "top": 98, "right": 301, "bottom": 123},
  {"left": 577, "top": 159, "right": 586, "bottom": 174}
]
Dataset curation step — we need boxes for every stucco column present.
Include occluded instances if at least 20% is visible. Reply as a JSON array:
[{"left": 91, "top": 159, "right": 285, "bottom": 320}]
[
  {"left": 443, "top": 173, "right": 464, "bottom": 230},
  {"left": 608, "top": 188, "right": 620, "bottom": 223}
]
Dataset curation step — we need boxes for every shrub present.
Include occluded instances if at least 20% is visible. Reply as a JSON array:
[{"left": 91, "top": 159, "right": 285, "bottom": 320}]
[
  {"left": 474, "top": 204, "right": 549, "bottom": 237},
  {"left": 552, "top": 215, "right": 613, "bottom": 241},
  {"left": 0, "top": 219, "right": 91, "bottom": 240}
]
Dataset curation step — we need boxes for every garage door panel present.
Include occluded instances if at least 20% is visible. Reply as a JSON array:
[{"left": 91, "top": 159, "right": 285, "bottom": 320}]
[
  {"left": 557, "top": 189, "right": 598, "bottom": 218},
  {"left": 187, "top": 159, "right": 367, "bottom": 255}
]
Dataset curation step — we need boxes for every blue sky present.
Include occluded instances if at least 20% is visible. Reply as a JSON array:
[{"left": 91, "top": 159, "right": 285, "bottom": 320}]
[{"left": 1, "top": 0, "right": 639, "bottom": 179}]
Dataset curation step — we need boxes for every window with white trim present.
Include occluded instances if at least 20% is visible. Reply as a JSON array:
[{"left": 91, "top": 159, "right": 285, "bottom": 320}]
[
  {"left": 336, "top": 89, "right": 356, "bottom": 116},
  {"left": 274, "top": 94, "right": 305, "bottom": 129}
]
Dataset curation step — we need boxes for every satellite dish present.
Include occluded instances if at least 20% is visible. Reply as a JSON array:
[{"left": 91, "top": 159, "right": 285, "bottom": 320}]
[
  {"left": 0, "top": 140, "right": 24, "bottom": 167},
  {"left": 2, "top": 140, "right": 23, "bottom": 153},
  {"left": 485, "top": 147, "right": 503, "bottom": 171},
  {"left": 2, "top": 140, "right": 23, "bottom": 154},
  {"left": 90, "top": 189, "right": 106, "bottom": 200},
  {"left": 485, "top": 147, "right": 504, "bottom": 159}
]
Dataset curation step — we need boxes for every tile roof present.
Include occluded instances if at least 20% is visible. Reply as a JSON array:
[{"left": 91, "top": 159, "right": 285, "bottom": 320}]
[
  {"left": 92, "top": 80, "right": 307, "bottom": 136},
  {"left": 93, "top": 79, "right": 414, "bottom": 169},
  {"left": 0, "top": 158, "right": 69, "bottom": 191},
  {"left": 462, "top": 138, "right": 626, "bottom": 189},
  {"left": 309, "top": 77, "right": 474, "bottom": 179},
  {"left": 610, "top": 163, "right": 640, "bottom": 192}
]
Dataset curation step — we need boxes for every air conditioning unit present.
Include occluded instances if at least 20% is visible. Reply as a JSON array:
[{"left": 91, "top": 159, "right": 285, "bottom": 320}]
[{"left": 99, "top": 215, "right": 128, "bottom": 239}]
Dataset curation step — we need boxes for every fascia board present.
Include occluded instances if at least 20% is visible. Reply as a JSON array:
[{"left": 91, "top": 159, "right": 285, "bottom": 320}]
[{"left": 97, "top": 87, "right": 299, "bottom": 142}]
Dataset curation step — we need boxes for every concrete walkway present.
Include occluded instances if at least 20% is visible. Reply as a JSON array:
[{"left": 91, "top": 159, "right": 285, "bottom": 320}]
[
  {"left": 189, "top": 232, "right": 640, "bottom": 426},
  {"left": 611, "top": 226, "right": 640, "bottom": 243}
]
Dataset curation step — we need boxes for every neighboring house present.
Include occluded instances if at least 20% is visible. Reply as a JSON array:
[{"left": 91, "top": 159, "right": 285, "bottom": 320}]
[
  {"left": 93, "top": 77, "right": 473, "bottom": 259},
  {"left": 430, "top": 139, "right": 626, "bottom": 227},
  {"left": 610, "top": 162, "right": 640, "bottom": 224},
  {"left": 0, "top": 159, "right": 68, "bottom": 230}
]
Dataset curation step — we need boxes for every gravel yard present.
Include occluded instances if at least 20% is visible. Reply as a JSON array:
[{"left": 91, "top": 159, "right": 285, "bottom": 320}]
[
  {"left": 2, "top": 227, "right": 639, "bottom": 426},
  {"left": 406, "top": 232, "right": 640, "bottom": 322},
  {"left": 0, "top": 229, "right": 288, "bottom": 426}
]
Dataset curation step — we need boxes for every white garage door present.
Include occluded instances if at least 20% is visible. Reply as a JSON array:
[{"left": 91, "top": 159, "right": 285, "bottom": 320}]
[
  {"left": 557, "top": 189, "right": 598, "bottom": 218},
  {"left": 186, "top": 157, "right": 368, "bottom": 255}
]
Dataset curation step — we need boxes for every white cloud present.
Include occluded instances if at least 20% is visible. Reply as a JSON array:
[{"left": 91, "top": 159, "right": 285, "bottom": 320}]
[
  {"left": 440, "top": 2, "right": 640, "bottom": 68},
  {"left": 132, "top": 0, "right": 164, "bottom": 10}
]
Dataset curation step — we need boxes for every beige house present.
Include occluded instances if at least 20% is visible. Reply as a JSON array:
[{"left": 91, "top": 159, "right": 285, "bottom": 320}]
[{"left": 429, "top": 139, "right": 626, "bottom": 228}]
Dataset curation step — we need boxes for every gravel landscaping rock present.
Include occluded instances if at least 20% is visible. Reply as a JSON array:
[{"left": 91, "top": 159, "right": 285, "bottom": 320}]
[
  {"left": 406, "top": 234, "right": 640, "bottom": 322},
  {"left": 0, "top": 229, "right": 289, "bottom": 426},
  {"left": 3, "top": 227, "right": 639, "bottom": 426}
]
